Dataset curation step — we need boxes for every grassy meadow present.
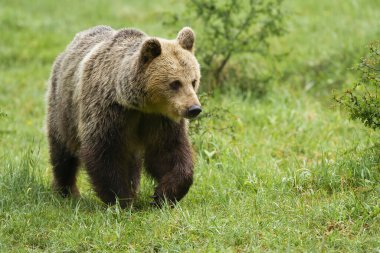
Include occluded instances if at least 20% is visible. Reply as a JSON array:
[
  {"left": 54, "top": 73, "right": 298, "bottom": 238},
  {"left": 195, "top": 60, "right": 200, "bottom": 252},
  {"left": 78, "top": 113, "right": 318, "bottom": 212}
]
[{"left": 1, "top": 0, "right": 380, "bottom": 251}]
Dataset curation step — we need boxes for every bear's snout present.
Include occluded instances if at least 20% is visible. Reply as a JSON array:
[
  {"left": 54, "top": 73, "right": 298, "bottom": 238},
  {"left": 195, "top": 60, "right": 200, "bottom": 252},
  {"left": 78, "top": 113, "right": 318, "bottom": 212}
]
[{"left": 186, "top": 105, "right": 202, "bottom": 119}]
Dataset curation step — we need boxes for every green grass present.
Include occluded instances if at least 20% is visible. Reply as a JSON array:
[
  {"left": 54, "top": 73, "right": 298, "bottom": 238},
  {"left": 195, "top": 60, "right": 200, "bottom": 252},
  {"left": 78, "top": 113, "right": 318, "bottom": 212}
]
[{"left": 1, "top": 0, "right": 379, "bottom": 251}]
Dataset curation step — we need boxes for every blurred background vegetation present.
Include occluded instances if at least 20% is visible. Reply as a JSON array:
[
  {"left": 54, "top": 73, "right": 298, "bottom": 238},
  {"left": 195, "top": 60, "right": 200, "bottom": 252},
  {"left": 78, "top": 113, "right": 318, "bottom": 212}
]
[{"left": 0, "top": 0, "right": 379, "bottom": 251}]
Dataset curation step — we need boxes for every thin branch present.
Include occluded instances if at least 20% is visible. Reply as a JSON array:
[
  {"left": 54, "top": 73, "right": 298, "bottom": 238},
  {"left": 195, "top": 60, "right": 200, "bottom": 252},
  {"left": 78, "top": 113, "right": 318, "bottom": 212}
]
[
  {"left": 363, "top": 63, "right": 380, "bottom": 72},
  {"left": 214, "top": 52, "right": 232, "bottom": 82}
]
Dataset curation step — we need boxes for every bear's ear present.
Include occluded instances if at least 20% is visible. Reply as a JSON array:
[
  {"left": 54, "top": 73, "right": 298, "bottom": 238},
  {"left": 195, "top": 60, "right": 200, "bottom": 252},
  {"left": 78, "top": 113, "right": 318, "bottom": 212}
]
[
  {"left": 140, "top": 38, "right": 161, "bottom": 65},
  {"left": 176, "top": 27, "right": 195, "bottom": 52}
]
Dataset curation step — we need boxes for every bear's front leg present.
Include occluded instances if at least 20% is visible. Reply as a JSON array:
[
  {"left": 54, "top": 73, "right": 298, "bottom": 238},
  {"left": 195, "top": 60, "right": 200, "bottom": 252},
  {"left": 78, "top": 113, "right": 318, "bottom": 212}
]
[
  {"left": 144, "top": 121, "right": 194, "bottom": 206},
  {"left": 81, "top": 138, "right": 142, "bottom": 208},
  {"left": 79, "top": 105, "right": 142, "bottom": 208}
]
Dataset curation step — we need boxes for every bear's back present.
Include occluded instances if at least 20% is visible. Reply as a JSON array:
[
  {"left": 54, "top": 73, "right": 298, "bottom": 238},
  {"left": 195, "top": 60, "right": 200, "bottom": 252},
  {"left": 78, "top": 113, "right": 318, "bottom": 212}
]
[
  {"left": 48, "top": 26, "right": 148, "bottom": 153},
  {"left": 71, "top": 25, "right": 115, "bottom": 52},
  {"left": 47, "top": 26, "right": 116, "bottom": 152},
  {"left": 52, "top": 26, "right": 115, "bottom": 95}
]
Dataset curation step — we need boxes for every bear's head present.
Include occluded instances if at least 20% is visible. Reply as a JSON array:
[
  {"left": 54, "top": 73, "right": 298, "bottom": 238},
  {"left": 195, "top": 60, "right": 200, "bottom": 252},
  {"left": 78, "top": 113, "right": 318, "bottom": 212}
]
[{"left": 139, "top": 27, "right": 201, "bottom": 122}]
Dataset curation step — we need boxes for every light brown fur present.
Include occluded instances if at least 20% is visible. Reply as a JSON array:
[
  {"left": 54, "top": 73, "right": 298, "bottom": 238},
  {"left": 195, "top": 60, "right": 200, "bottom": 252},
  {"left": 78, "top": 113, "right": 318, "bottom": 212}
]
[{"left": 46, "top": 26, "right": 201, "bottom": 207}]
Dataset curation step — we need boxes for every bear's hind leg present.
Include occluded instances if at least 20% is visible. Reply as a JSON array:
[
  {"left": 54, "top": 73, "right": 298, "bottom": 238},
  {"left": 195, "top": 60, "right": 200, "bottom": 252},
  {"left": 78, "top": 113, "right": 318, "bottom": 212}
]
[{"left": 48, "top": 136, "right": 80, "bottom": 197}]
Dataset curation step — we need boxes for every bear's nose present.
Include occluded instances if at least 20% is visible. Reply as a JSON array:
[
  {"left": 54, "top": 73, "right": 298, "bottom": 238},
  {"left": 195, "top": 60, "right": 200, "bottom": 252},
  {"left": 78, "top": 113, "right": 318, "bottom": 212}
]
[{"left": 187, "top": 105, "right": 202, "bottom": 118}]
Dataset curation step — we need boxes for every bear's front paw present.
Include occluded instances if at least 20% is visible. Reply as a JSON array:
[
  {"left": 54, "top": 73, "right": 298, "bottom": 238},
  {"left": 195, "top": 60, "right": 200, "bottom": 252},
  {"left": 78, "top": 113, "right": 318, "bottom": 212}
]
[{"left": 149, "top": 194, "right": 176, "bottom": 208}]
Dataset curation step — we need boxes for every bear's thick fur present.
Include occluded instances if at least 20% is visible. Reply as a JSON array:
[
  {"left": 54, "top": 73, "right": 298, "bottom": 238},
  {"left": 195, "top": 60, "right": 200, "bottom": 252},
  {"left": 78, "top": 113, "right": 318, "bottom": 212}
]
[{"left": 46, "top": 26, "right": 201, "bottom": 207}]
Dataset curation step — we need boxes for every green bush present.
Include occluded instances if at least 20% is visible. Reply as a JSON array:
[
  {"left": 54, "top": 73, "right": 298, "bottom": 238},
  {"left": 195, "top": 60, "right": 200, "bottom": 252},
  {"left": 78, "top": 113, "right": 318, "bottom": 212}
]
[
  {"left": 168, "top": 0, "right": 286, "bottom": 92},
  {"left": 335, "top": 41, "right": 380, "bottom": 130}
]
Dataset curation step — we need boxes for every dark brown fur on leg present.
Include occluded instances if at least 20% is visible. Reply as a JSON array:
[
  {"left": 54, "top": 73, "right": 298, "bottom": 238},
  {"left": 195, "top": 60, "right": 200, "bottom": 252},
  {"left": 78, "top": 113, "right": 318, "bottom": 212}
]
[
  {"left": 48, "top": 135, "right": 80, "bottom": 197},
  {"left": 81, "top": 146, "right": 141, "bottom": 208},
  {"left": 80, "top": 107, "right": 142, "bottom": 208},
  {"left": 143, "top": 118, "right": 194, "bottom": 206}
]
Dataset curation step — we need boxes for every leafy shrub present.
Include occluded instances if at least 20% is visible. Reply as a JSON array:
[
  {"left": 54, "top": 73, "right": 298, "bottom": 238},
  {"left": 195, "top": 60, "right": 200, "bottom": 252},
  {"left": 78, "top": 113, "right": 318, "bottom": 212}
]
[
  {"left": 168, "top": 0, "right": 286, "bottom": 92},
  {"left": 189, "top": 93, "right": 241, "bottom": 161},
  {"left": 335, "top": 41, "right": 380, "bottom": 130}
]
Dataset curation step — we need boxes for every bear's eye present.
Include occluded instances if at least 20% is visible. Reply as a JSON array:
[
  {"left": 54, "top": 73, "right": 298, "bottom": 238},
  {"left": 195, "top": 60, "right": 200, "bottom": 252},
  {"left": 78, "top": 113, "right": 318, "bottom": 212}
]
[
  {"left": 192, "top": 80, "right": 197, "bottom": 88},
  {"left": 170, "top": 80, "right": 182, "bottom": 91}
]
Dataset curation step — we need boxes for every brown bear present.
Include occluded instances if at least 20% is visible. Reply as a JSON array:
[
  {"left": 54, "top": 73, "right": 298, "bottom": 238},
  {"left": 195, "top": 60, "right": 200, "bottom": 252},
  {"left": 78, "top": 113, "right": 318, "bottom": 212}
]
[{"left": 46, "top": 26, "right": 201, "bottom": 208}]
